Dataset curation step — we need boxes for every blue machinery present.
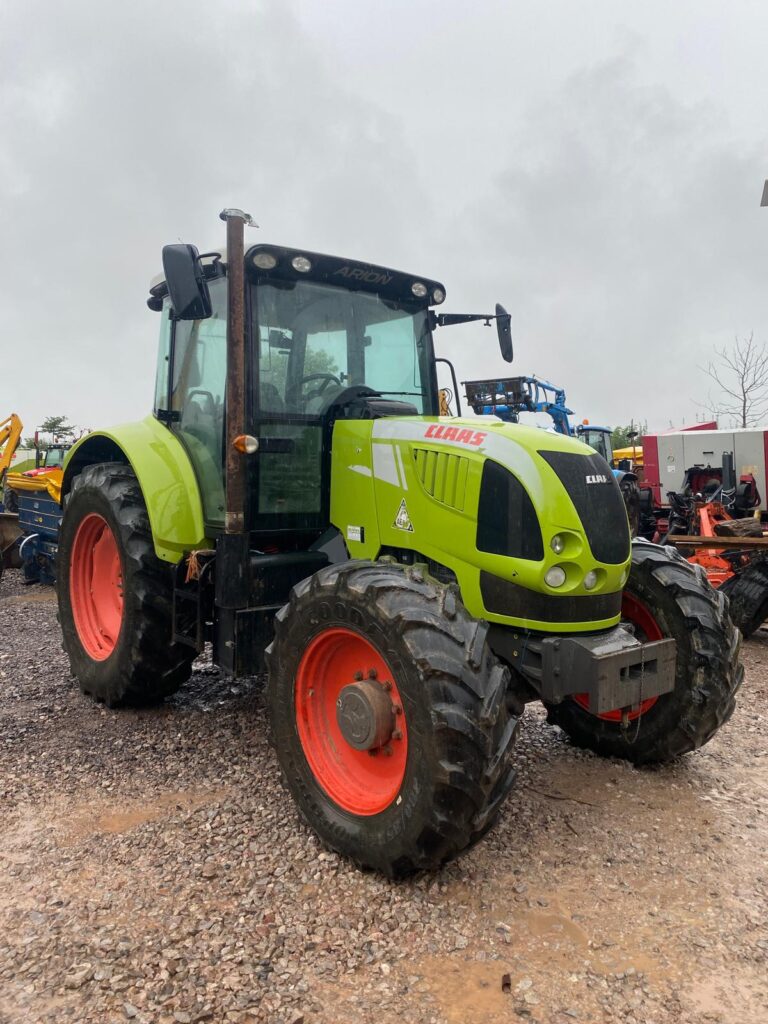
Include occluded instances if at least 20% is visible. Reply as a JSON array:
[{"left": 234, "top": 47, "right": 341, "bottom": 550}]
[{"left": 463, "top": 375, "right": 617, "bottom": 465}]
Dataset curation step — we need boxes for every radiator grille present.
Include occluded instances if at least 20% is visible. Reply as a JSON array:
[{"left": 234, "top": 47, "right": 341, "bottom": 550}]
[{"left": 412, "top": 448, "right": 468, "bottom": 510}]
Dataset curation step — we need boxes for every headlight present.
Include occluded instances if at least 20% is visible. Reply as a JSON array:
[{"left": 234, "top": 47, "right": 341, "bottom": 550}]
[
  {"left": 432, "top": 287, "right": 445, "bottom": 304},
  {"left": 253, "top": 252, "right": 277, "bottom": 270},
  {"left": 292, "top": 256, "right": 312, "bottom": 273},
  {"left": 544, "top": 566, "right": 566, "bottom": 588},
  {"left": 584, "top": 570, "right": 598, "bottom": 590},
  {"left": 550, "top": 534, "right": 565, "bottom": 555},
  {"left": 411, "top": 281, "right": 427, "bottom": 297}
]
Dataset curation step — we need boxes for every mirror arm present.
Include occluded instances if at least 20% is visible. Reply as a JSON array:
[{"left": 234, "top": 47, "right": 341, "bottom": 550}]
[{"left": 432, "top": 312, "right": 500, "bottom": 328}]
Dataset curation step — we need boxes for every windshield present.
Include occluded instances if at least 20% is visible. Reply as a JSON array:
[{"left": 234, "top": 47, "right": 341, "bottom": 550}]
[
  {"left": 44, "top": 448, "right": 66, "bottom": 468},
  {"left": 254, "top": 279, "right": 434, "bottom": 416}
]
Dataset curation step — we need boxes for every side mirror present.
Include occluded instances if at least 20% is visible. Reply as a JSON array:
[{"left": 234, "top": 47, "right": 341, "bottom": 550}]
[
  {"left": 495, "top": 303, "right": 513, "bottom": 362},
  {"left": 162, "top": 244, "right": 212, "bottom": 321}
]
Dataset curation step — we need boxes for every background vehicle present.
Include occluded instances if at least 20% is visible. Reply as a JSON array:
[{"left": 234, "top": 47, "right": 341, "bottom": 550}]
[
  {"left": 647, "top": 453, "right": 768, "bottom": 638},
  {"left": 1, "top": 434, "right": 71, "bottom": 584},
  {"left": 0, "top": 413, "right": 23, "bottom": 513},
  {"left": 56, "top": 210, "right": 741, "bottom": 876},
  {"left": 0, "top": 414, "right": 24, "bottom": 579},
  {"left": 464, "top": 375, "right": 641, "bottom": 533},
  {"left": 643, "top": 424, "right": 768, "bottom": 510}
]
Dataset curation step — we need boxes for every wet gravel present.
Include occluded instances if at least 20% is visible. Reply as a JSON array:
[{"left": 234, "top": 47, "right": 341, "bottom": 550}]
[{"left": 1, "top": 568, "right": 766, "bottom": 1024}]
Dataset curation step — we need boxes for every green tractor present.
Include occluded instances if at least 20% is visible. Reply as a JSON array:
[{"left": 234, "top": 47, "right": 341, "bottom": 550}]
[{"left": 56, "top": 210, "right": 741, "bottom": 877}]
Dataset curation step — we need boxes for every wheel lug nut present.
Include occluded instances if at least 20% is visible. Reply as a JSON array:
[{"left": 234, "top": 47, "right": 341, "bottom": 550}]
[
  {"left": 367, "top": 749, "right": 378, "bottom": 757},
  {"left": 367, "top": 667, "right": 378, "bottom": 679},
  {"left": 393, "top": 704, "right": 402, "bottom": 715},
  {"left": 392, "top": 730, "right": 403, "bottom": 741},
  {"left": 382, "top": 745, "right": 393, "bottom": 757},
  {"left": 353, "top": 671, "right": 363, "bottom": 681},
  {"left": 382, "top": 680, "right": 392, "bottom": 692}
]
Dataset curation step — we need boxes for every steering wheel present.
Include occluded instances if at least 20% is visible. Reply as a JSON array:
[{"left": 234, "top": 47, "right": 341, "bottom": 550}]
[
  {"left": 300, "top": 372, "right": 341, "bottom": 392},
  {"left": 291, "top": 372, "right": 343, "bottom": 406}
]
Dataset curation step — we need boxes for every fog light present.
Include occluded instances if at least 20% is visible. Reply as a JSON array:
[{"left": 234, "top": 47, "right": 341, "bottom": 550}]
[
  {"left": 253, "top": 251, "right": 277, "bottom": 270},
  {"left": 544, "top": 566, "right": 566, "bottom": 588},
  {"left": 432, "top": 287, "right": 445, "bottom": 304},
  {"left": 411, "top": 281, "right": 427, "bottom": 297},
  {"left": 550, "top": 534, "right": 565, "bottom": 555},
  {"left": 292, "top": 256, "right": 312, "bottom": 273},
  {"left": 584, "top": 570, "right": 598, "bottom": 590}
]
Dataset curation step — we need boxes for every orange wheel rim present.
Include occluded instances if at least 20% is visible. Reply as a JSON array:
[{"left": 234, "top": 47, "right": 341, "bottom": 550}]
[
  {"left": 69, "top": 513, "right": 123, "bottom": 660},
  {"left": 295, "top": 628, "right": 408, "bottom": 815}
]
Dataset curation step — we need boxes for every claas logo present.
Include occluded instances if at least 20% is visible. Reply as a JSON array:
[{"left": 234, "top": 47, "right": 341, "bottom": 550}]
[{"left": 425, "top": 424, "right": 487, "bottom": 447}]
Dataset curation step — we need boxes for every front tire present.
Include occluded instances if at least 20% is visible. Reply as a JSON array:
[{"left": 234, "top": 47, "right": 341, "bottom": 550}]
[
  {"left": 266, "top": 561, "right": 519, "bottom": 877},
  {"left": 545, "top": 539, "right": 742, "bottom": 764},
  {"left": 57, "top": 463, "right": 194, "bottom": 706}
]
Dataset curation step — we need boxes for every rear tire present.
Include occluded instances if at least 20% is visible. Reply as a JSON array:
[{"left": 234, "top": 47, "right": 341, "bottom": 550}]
[
  {"left": 545, "top": 539, "right": 742, "bottom": 764},
  {"left": 720, "top": 559, "right": 768, "bottom": 639},
  {"left": 619, "top": 477, "right": 640, "bottom": 537},
  {"left": 266, "top": 561, "right": 519, "bottom": 877},
  {"left": 57, "top": 463, "right": 194, "bottom": 706}
]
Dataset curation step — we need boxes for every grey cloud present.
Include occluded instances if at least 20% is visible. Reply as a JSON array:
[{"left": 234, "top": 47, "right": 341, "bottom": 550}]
[
  {"left": 433, "top": 52, "right": 768, "bottom": 430},
  {"left": 1, "top": 4, "right": 766, "bottom": 439}
]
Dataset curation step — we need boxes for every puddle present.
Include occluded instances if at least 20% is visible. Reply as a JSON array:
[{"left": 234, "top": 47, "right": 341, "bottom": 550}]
[
  {"left": 517, "top": 904, "right": 589, "bottom": 946},
  {"left": 62, "top": 787, "right": 229, "bottom": 843},
  {"left": 410, "top": 957, "right": 515, "bottom": 1024},
  {"left": 1, "top": 588, "right": 56, "bottom": 605},
  {"left": 685, "top": 967, "right": 768, "bottom": 1024}
]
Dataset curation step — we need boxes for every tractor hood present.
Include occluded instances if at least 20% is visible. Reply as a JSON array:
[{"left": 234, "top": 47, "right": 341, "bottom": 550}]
[{"left": 329, "top": 416, "right": 631, "bottom": 633}]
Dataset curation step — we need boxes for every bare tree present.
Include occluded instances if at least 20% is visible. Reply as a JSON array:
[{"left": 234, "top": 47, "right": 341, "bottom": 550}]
[{"left": 701, "top": 333, "right": 768, "bottom": 428}]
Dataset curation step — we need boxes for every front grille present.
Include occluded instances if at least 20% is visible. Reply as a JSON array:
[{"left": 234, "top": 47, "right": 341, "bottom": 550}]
[
  {"left": 412, "top": 448, "right": 468, "bottom": 510},
  {"left": 538, "top": 450, "right": 630, "bottom": 564},
  {"left": 476, "top": 459, "right": 543, "bottom": 561},
  {"left": 481, "top": 570, "right": 622, "bottom": 622}
]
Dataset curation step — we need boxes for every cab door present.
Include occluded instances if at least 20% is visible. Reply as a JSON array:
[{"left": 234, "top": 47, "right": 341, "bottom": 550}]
[
  {"left": 251, "top": 307, "right": 350, "bottom": 532},
  {"left": 166, "top": 276, "right": 228, "bottom": 529}
]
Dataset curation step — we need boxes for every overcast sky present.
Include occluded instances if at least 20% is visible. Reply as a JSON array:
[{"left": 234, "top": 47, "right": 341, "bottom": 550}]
[{"left": 2, "top": 0, "right": 767, "bottom": 440}]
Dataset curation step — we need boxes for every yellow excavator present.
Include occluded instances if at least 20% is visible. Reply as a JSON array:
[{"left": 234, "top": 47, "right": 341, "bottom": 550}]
[
  {"left": 0, "top": 413, "right": 24, "bottom": 579},
  {"left": 2, "top": 424, "right": 70, "bottom": 584},
  {"left": 0, "top": 413, "right": 23, "bottom": 488}
]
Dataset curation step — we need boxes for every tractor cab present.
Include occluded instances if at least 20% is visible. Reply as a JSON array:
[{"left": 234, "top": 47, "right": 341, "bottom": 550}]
[
  {"left": 40, "top": 444, "right": 72, "bottom": 470},
  {"left": 150, "top": 245, "right": 447, "bottom": 538},
  {"left": 574, "top": 423, "right": 613, "bottom": 465}
]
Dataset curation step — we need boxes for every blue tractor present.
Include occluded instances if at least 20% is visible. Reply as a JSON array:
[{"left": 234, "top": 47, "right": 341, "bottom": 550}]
[{"left": 463, "top": 375, "right": 640, "bottom": 533}]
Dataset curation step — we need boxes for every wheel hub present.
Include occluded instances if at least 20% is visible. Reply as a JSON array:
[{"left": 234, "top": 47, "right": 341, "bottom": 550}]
[{"left": 336, "top": 679, "right": 394, "bottom": 750}]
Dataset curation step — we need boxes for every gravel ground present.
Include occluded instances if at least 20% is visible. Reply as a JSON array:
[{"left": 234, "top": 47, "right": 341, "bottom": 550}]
[{"left": 0, "top": 567, "right": 766, "bottom": 1024}]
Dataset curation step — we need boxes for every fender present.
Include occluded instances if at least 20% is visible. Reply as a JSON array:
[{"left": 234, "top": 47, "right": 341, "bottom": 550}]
[
  {"left": 62, "top": 415, "right": 208, "bottom": 563},
  {"left": 612, "top": 469, "right": 639, "bottom": 486}
]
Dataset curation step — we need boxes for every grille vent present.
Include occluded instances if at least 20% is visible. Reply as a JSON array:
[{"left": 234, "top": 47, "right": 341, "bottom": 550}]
[{"left": 412, "top": 448, "right": 468, "bottom": 510}]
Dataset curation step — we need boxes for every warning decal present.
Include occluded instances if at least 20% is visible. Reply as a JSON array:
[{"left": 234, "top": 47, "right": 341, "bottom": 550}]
[{"left": 393, "top": 499, "right": 414, "bottom": 532}]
